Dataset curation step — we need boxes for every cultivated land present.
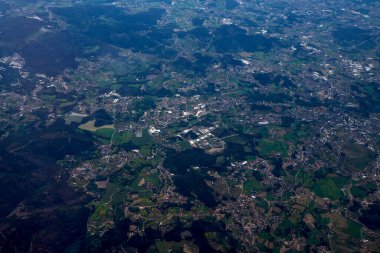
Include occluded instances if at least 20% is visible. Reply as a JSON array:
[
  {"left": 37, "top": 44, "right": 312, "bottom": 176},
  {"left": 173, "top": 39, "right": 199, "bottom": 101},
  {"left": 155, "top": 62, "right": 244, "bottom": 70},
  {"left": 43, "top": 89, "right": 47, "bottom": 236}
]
[{"left": 0, "top": 0, "right": 379, "bottom": 252}]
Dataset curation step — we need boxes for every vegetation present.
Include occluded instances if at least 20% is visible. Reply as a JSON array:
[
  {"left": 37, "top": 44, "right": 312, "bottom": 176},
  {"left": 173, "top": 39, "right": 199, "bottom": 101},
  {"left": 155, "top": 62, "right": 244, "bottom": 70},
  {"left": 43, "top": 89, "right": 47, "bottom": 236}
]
[
  {"left": 257, "top": 139, "right": 288, "bottom": 158},
  {"left": 312, "top": 175, "right": 348, "bottom": 200}
]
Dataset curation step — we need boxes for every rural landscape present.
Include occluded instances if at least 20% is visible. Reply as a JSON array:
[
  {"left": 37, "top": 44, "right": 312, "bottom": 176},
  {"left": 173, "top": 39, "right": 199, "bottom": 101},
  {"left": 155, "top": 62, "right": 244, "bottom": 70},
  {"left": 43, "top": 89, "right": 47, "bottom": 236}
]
[{"left": 0, "top": 0, "right": 379, "bottom": 252}]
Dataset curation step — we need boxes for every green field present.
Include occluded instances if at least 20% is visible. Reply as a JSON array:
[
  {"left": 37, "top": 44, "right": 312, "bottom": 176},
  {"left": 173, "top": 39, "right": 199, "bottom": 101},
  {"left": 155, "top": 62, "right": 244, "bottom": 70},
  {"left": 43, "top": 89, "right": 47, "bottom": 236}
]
[
  {"left": 258, "top": 139, "right": 288, "bottom": 158},
  {"left": 90, "top": 203, "right": 109, "bottom": 222},
  {"left": 312, "top": 175, "right": 348, "bottom": 200},
  {"left": 113, "top": 129, "right": 155, "bottom": 147},
  {"left": 346, "top": 220, "right": 362, "bottom": 239},
  {"left": 243, "top": 178, "right": 263, "bottom": 195},
  {"left": 283, "top": 122, "right": 313, "bottom": 144},
  {"left": 342, "top": 143, "right": 377, "bottom": 170},
  {"left": 94, "top": 128, "right": 114, "bottom": 139}
]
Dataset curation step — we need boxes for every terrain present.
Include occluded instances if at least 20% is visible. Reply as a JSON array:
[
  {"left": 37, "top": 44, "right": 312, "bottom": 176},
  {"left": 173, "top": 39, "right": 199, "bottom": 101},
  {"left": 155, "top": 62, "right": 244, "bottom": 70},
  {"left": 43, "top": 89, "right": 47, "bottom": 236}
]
[{"left": 0, "top": 0, "right": 379, "bottom": 252}]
